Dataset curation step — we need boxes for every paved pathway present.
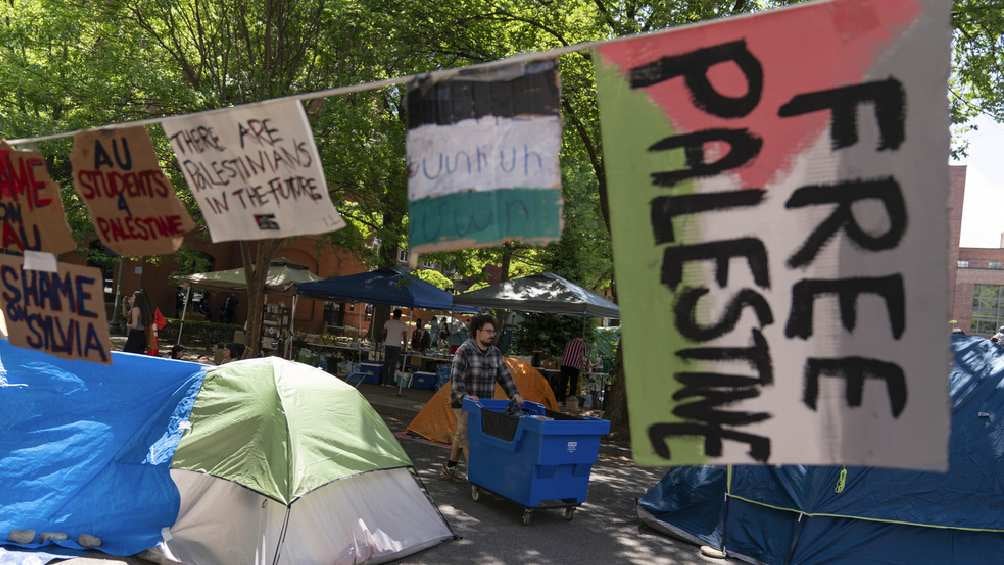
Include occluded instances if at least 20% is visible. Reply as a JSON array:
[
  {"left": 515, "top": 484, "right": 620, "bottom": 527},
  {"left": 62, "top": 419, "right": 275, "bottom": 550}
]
[{"left": 361, "top": 386, "right": 705, "bottom": 565}]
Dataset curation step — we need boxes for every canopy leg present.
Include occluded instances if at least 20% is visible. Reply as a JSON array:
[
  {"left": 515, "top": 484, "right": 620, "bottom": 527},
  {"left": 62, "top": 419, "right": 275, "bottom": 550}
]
[{"left": 176, "top": 287, "right": 191, "bottom": 347}]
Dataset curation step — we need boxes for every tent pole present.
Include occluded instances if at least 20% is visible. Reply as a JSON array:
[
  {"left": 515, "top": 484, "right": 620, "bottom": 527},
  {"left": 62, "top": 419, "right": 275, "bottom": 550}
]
[
  {"left": 288, "top": 294, "right": 298, "bottom": 359},
  {"left": 110, "top": 257, "right": 125, "bottom": 334},
  {"left": 720, "top": 464, "right": 732, "bottom": 557},
  {"left": 176, "top": 286, "right": 191, "bottom": 347}
]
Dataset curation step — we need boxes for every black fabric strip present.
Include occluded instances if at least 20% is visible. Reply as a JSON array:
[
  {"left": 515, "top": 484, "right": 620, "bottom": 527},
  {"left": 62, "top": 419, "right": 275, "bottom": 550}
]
[{"left": 407, "top": 60, "right": 560, "bottom": 129}]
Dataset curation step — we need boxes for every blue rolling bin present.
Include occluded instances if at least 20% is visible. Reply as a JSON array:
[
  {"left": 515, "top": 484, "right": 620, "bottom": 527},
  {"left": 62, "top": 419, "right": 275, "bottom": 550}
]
[{"left": 462, "top": 398, "right": 610, "bottom": 525}]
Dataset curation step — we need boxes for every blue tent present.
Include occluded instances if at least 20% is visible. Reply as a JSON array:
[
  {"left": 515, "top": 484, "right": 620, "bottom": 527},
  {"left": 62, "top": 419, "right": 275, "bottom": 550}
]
[
  {"left": 638, "top": 334, "right": 1004, "bottom": 564},
  {"left": 0, "top": 344, "right": 206, "bottom": 556},
  {"left": 295, "top": 267, "right": 475, "bottom": 311}
]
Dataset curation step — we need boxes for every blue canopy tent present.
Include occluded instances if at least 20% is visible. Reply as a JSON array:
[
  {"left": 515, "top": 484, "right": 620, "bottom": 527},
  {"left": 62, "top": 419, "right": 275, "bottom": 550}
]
[
  {"left": 637, "top": 334, "right": 1004, "bottom": 564},
  {"left": 295, "top": 267, "right": 475, "bottom": 311}
]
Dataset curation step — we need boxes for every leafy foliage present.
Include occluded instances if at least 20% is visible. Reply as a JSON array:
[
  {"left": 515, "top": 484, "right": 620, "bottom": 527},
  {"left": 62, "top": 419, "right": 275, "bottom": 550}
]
[{"left": 2, "top": 0, "right": 1001, "bottom": 424}]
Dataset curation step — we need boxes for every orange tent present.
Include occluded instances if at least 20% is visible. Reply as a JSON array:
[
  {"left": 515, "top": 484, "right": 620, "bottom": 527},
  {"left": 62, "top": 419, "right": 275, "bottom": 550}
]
[{"left": 405, "top": 357, "right": 559, "bottom": 444}]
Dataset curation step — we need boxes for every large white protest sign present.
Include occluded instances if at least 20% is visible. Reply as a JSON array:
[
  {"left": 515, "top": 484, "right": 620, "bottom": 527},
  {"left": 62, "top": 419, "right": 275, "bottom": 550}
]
[
  {"left": 596, "top": 0, "right": 951, "bottom": 468},
  {"left": 162, "top": 100, "right": 345, "bottom": 242}
]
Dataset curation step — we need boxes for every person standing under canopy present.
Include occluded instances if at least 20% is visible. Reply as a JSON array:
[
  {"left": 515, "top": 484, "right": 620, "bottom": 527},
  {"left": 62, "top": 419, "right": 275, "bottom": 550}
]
[
  {"left": 559, "top": 336, "right": 588, "bottom": 409},
  {"left": 124, "top": 291, "right": 153, "bottom": 355},
  {"left": 381, "top": 309, "right": 408, "bottom": 386},
  {"left": 411, "top": 318, "right": 431, "bottom": 353}
]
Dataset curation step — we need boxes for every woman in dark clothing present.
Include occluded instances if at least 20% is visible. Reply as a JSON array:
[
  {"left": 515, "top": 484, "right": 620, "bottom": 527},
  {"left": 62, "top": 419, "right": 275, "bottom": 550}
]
[
  {"left": 411, "top": 318, "right": 431, "bottom": 353},
  {"left": 123, "top": 291, "right": 153, "bottom": 354}
]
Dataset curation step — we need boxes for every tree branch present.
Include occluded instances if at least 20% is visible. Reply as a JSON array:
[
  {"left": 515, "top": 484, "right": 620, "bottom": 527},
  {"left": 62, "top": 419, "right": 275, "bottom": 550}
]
[
  {"left": 561, "top": 97, "right": 610, "bottom": 231},
  {"left": 592, "top": 0, "right": 620, "bottom": 33}
]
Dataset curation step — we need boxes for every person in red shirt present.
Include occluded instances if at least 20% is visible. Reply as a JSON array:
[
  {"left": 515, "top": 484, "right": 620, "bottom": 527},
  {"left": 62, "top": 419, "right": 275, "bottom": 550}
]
[{"left": 559, "top": 336, "right": 587, "bottom": 405}]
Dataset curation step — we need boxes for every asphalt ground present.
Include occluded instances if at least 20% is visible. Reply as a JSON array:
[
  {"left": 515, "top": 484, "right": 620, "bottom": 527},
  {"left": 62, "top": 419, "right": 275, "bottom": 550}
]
[{"left": 362, "top": 385, "right": 706, "bottom": 565}]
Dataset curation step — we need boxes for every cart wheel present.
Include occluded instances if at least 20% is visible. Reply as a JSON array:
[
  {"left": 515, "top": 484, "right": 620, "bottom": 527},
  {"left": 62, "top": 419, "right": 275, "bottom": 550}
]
[
  {"left": 563, "top": 507, "right": 575, "bottom": 520},
  {"left": 470, "top": 485, "right": 480, "bottom": 502},
  {"left": 521, "top": 509, "right": 533, "bottom": 526}
]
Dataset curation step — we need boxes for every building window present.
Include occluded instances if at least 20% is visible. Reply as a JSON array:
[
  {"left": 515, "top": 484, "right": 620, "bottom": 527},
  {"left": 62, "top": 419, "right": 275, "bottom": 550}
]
[
  {"left": 990, "top": 262, "right": 1003, "bottom": 270},
  {"left": 971, "top": 284, "right": 1004, "bottom": 336},
  {"left": 958, "top": 260, "right": 970, "bottom": 268},
  {"left": 398, "top": 249, "right": 410, "bottom": 263}
]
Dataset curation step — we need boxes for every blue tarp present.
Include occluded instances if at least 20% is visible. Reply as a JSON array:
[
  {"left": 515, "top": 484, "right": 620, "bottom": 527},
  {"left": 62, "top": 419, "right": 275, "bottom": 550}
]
[
  {"left": 296, "top": 267, "right": 476, "bottom": 311},
  {"left": 638, "top": 335, "right": 1004, "bottom": 564},
  {"left": 0, "top": 343, "right": 207, "bottom": 556}
]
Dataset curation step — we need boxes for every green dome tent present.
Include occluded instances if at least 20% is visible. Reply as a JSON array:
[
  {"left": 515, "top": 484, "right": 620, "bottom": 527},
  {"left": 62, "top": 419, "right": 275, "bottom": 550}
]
[{"left": 152, "top": 357, "right": 453, "bottom": 564}]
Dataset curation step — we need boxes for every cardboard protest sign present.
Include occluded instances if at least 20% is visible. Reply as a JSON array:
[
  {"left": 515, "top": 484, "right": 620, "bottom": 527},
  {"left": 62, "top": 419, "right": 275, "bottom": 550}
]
[
  {"left": 406, "top": 60, "right": 563, "bottom": 258},
  {"left": 0, "top": 142, "right": 76, "bottom": 255},
  {"left": 595, "top": 0, "right": 951, "bottom": 468},
  {"left": 0, "top": 254, "right": 112, "bottom": 363},
  {"left": 161, "top": 100, "right": 345, "bottom": 242},
  {"left": 71, "top": 126, "right": 195, "bottom": 256}
]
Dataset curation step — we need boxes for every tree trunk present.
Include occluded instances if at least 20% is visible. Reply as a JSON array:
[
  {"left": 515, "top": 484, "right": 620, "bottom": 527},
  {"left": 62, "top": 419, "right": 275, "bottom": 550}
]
[
  {"left": 500, "top": 243, "right": 514, "bottom": 283},
  {"left": 605, "top": 332, "right": 629, "bottom": 439},
  {"left": 242, "top": 239, "right": 282, "bottom": 358},
  {"left": 564, "top": 100, "right": 630, "bottom": 440},
  {"left": 494, "top": 243, "right": 515, "bottom": 335},
  {"left": 372, "top": 215, "right": 401, "bottom": 354},
  {"left": 371, "top": 303, "right": 390, "bottom": 348}
]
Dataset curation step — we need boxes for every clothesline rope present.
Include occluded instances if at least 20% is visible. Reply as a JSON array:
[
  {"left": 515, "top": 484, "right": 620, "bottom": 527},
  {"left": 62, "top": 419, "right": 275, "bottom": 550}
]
[
  {"left": 4, "top": 44, "right": 591, "bottom": 146},
  {"left": 4, "top": 0, "right": 822, "bottom": 146}
]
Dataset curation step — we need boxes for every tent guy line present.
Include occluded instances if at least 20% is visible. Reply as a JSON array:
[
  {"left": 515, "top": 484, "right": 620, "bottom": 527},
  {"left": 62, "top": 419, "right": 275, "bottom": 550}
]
[{"left": 4, "top": 0, "right": 826, "bottom": 147}]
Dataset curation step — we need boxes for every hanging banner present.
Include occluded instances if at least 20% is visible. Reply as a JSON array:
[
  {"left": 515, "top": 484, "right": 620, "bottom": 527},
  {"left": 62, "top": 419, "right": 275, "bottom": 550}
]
[
  {"left": 0, "top": 142, "right": 76, "bottom": 255},
  {"left": 161, "top": 99, "right": 345, "bottom": 242},
  {"left": 596, "top": 0, "right": 951, "bottom": 468},
  {"left": 0, "top": 255, "right": 112, "bottom": 363},
  {"left": 406, "top": 60, "right": 563, "bottom": 258},
  {"left": 71, "top": 126, "right": 195, "bottom": 256}
]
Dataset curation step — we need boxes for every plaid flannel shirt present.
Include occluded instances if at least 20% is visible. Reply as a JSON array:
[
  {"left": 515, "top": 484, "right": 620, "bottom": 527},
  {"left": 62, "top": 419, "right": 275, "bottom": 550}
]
[{"left": 450, "top": 338, "right": 518, "bottom": 408}]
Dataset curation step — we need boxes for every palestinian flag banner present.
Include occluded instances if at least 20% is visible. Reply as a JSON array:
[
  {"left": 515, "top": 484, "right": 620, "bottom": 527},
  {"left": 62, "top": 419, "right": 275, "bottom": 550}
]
[
  {"left": 596, "top": 0, "right": 951, "bottom": 468},
  {"left": 406, "top": 60, "right": 563, "bottom": 259}
]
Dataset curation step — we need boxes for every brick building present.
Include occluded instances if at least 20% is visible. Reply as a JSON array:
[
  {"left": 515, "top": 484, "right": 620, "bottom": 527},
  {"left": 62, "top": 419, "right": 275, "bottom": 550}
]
[
  {"left": 949, "top": 165, "right": 1004, "bottom": 335},
  {"left": 87, "top": 232, "right": 371, "bottom": 336}
]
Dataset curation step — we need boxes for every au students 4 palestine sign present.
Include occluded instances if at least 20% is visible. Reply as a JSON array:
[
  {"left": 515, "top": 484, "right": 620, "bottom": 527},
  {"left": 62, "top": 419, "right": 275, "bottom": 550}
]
[
  {"left": 406, "top": 60, "right": 563, "bottom": 258},
  {"left": 71, "top": 126, "right": 195, "bottom": 256},
  {"left": 596, "top": 0, "right": 951, "bottom": 468},
  {"left": 162, "top": 100, "right": 345, "bottom": 242}
]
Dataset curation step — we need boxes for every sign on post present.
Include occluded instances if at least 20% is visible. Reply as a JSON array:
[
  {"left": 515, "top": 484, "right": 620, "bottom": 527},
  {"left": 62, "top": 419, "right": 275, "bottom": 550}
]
[
  {"left": 71, "top": 126, "right": 195, "bottom": 256},
  {"left": 0, "top": 255, "right": 112, "bottom": 364},
  {"left": 162, "top": 100, "right": 345, "bottom": 242},
  {"left": 595, "top": 0, "right": 951, "bottom": 468},
  {"left": 406, "top": 60, "right": 564, "bottom": 259}
]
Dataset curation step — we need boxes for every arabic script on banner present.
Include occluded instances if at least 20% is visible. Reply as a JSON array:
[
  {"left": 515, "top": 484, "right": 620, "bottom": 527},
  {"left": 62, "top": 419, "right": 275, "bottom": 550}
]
[{"left": 406, "top": 60, "right": 564, "bottom": 259}]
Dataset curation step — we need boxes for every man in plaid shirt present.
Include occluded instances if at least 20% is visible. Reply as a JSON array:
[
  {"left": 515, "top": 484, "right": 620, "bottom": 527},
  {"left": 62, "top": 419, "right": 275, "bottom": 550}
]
[{"left": 441, "top": 314, "right": 522, "bottom": 480}]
